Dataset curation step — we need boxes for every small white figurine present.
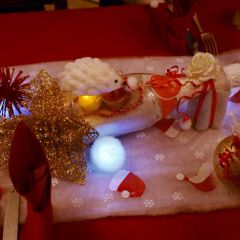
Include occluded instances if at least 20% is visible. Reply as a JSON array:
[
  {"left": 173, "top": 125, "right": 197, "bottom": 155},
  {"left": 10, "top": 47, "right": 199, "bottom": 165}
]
[{"left": 59, "top": 57, "right": 124, "bottom": 96}]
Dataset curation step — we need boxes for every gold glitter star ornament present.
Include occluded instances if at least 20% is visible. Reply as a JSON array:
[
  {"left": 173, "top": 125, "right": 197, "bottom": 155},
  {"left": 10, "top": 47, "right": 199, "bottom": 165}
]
[{"left": 0, "top": 70, "right": 99, "bottom": 184}]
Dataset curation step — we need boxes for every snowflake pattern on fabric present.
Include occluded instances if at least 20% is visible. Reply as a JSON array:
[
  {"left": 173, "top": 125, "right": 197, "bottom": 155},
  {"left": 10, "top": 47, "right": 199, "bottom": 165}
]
[
  {"left": 172, "top": 192, "right": 184, "bottom": 200},
  {"left": 72, "top": 198, "right": 84, "bottom": 208},
  {"left": 51, "top": 178, "right": 59, "bottom": 187},
  {"left": 154, "top": 153, "right": 166, "bottom": 162},
  {"left": 136, "top": 132, "right": 146, "bottom": 139},
  {"left": 175, "top": 57, "right": 185, "bottom": 64},
  {"left": 146, "top": 65, "right": 155, "bottom": 72},
  {"left": 103, "top": 193, "right": 114, "bottom": 204},
  {"left": 143, "top": 199, "right": 154, "bottom": 208},
  {"left": 177, "top": 134, "right": 189, "bottom": 144},
  {"left": 177, "top": 131, "right": 196, "bottom": 145},
  {"left": 194, "top": 150, "right": 205, "bottom": 159}
]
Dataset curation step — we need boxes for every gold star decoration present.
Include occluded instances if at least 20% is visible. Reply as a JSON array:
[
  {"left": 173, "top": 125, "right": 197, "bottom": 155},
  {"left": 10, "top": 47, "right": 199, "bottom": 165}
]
[{"left": 0, "top": 70, "right": 98, "bottom": 184}]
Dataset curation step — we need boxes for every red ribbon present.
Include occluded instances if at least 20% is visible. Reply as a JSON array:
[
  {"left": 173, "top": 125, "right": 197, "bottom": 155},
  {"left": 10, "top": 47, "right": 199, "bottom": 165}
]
[
  {"left": 175, "top": 79, "right": 217, "bottom": 127},
  {"left": 176, "top": 88, "right": 203, "bottom": 118},
  {"left": 148, "top": 66, "right": 201, "bottom": 91},
  {"left": 147, "top": 66, "right": 217, "bottom": 127},
  {"left": 166, "top": 65, "right": 186, "bottom": 78}
]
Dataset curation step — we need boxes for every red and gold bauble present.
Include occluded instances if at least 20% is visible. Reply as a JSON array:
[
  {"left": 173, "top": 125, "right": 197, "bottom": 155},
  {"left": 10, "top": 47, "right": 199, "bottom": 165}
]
[{"left": 213, "top": 136, "right": 240, "bottom": 188}]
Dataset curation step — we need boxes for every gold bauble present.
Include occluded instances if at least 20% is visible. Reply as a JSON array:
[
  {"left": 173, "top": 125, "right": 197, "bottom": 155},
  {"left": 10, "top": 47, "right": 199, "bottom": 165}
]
[{"left": 78, "top": 95, "right": 102, "bottom": 112}]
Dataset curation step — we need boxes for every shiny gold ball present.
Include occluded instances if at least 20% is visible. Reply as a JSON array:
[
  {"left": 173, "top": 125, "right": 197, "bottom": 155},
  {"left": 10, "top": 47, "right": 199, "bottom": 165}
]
[{"left": 213, "top": 136, "right": 240, "bottom": 188}]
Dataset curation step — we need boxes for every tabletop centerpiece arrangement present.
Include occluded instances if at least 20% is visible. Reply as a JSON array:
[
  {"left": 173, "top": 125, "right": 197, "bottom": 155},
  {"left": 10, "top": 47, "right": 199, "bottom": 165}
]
[
  {"left": 0, "top": 52, "right": 240, "bottom": 240},
  {"left": 0, "top": 52, "right": 239, "bottom": 184}
]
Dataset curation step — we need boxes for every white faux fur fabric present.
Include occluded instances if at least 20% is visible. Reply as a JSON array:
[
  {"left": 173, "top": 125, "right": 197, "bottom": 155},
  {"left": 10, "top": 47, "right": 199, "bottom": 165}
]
[{"left": 0, "top": 50, "right": 240, "bottom": 225}]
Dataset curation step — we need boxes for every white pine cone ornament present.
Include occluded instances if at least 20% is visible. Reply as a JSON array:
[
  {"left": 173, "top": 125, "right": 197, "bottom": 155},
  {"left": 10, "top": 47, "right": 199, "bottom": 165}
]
[{"left": 59, "top": 57, "right": 124, "bottom": 96}]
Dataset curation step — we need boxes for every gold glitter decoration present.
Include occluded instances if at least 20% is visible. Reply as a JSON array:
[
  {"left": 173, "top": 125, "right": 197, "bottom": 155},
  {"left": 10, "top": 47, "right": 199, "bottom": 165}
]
[
  {"left": 0, "top": 70, "right": 99, "bottom": 184},
  {"left": 213, "top": 136, "right": 240, "bottom": 188}
]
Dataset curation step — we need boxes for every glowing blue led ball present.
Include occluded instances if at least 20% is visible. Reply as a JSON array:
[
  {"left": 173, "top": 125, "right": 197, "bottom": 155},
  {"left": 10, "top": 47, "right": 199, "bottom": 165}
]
[{"left": 90, "top": 136, "right": 126, "bottom": 173}]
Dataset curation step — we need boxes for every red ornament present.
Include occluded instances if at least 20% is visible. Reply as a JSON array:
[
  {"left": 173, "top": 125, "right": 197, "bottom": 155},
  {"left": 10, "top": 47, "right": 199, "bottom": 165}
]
[
  {"left": 214, "top": 136, "right": 240, "bottom": 188},
  {"left": 154, "top": 118, "right": 181, "bottom": 138},
  {"left": 0, "top": 67, "right": 30, "bottom": 117}
]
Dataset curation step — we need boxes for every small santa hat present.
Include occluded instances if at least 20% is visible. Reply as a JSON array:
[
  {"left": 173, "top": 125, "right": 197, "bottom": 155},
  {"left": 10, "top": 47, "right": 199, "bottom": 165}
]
[
  {"left": 179, "top": 115, "right": 192, "bottom": 131},
  {"left": 229, "top": 89, "right": 240, "bottom": 103},
  {"left": 176, "top": 163, "right": 216, "bottom": 192},
  {"left": 155, "top": 118, "right": 181, "bottom": 138},
  {"left": 109, "top": 170, "right": 145, "bottom": 198}
]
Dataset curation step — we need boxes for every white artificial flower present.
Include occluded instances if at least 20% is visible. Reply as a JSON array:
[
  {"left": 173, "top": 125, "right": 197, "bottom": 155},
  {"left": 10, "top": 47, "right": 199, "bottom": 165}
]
[{"left": 186, "top": 52, "right": 217, "bottom": 82}]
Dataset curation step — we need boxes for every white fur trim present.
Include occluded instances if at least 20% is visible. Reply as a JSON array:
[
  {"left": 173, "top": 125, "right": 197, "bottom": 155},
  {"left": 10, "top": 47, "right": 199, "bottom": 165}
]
[
  {"left": 164, "top": 120, "right": 181, "bottom": 138},
  {"left": 189, "top": 163, "right": 212, "bottom": 184},
  {"left": 109, "top": 169, "right": 130, "bottom": 191},
  {"left": 176, "top": 173, "right": 185, "bottom": 181},
  {"left": 121, "top": 190, "right": 130, "bottom": 198}
]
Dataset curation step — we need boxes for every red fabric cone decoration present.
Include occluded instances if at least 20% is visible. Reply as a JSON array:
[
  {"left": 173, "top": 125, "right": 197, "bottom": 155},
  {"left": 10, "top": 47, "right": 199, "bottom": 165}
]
[
  {"left": 176, "top": 163, "right": 216, "bottom": 192},
  {"left": 8, "top": 121, "right": 53, "bottom": 240},
  {"left": 155, "top": 118, "right": 181, "bottom": 138},
  {"left": 109, "top": 170, "right": 145, "bottom": 198},
  {"left": 229, "top": 90, "right": 240, "bottom": 103}
]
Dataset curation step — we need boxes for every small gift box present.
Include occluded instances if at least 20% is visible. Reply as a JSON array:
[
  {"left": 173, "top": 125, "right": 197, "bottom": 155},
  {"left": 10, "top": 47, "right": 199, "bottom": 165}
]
[{"left": 185, "top": 53, "right": 231, "bottom": 131}]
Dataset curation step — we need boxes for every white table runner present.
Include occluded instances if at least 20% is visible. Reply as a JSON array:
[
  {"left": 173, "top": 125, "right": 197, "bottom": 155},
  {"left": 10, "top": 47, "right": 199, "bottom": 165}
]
[{"left": 0, "top": 50, "right": 240, "bottom": 225}]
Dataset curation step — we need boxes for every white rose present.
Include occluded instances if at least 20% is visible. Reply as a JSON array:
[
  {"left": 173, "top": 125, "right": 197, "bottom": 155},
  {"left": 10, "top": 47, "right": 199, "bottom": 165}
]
[{"left": 187, "top": 52, "right": 217, "bottom": 82}]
